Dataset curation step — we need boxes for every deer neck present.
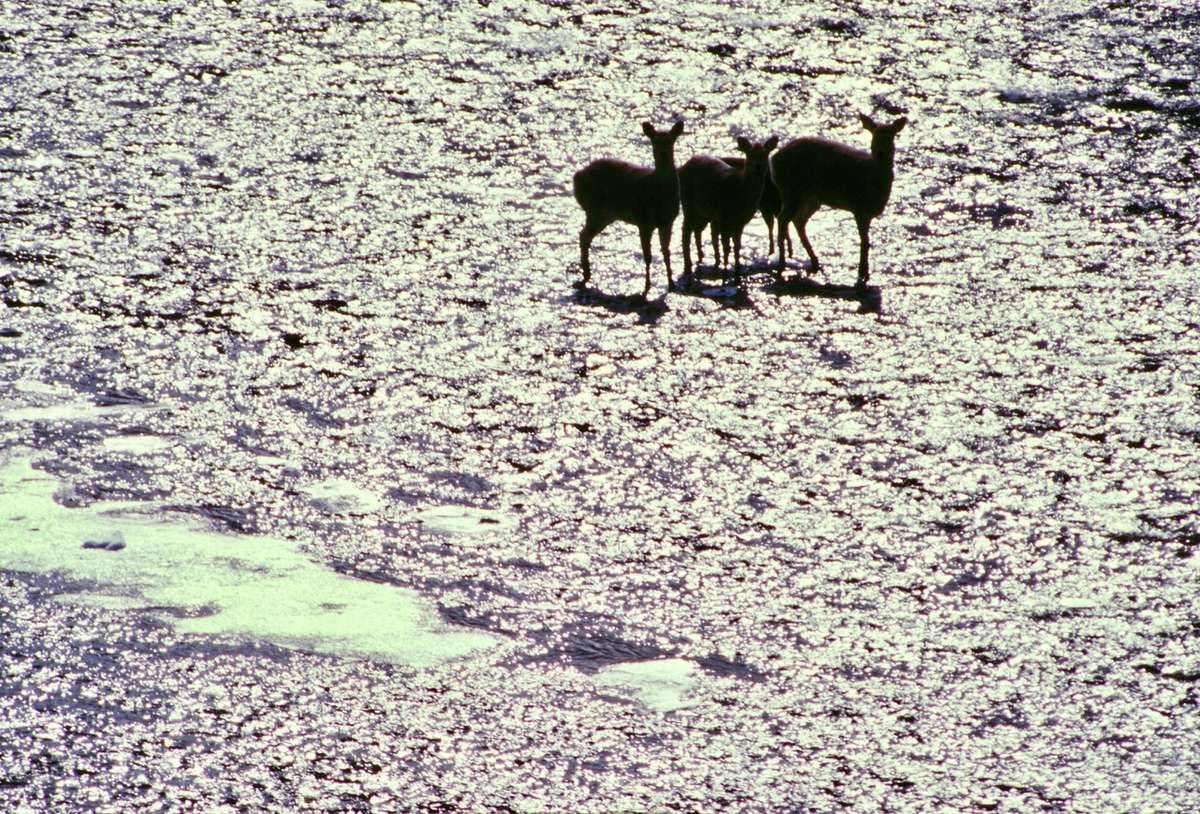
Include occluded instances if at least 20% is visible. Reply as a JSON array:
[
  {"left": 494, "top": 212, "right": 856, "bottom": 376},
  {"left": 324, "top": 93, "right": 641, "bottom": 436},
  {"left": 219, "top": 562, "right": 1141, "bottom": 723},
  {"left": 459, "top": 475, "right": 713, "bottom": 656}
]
[
  {"left": 740, "top": 160, "right": 769, "bottom": 205},
  {"left": 651, "top": 148, "right": 679, "bottom": 202},
  {"left": 862, "top": 147, "right": 891, "bottom": 213},
  {"left": 871, "top": 141, "right": 897, "bottom": 182},
  {"left": 652, "top": 148, "right": 677, "bottom": 181}
]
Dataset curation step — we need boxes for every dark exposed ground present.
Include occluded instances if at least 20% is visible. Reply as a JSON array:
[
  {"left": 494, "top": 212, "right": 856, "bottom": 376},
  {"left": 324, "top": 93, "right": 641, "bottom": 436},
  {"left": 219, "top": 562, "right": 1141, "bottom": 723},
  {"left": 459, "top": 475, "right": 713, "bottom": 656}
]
[{"left": 1, "top": 1, "right": 1199, "bottom": 811}]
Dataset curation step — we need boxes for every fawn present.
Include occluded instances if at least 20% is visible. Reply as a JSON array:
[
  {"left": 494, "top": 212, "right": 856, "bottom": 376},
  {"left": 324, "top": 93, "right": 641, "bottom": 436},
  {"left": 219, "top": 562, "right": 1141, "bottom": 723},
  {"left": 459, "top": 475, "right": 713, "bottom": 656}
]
[
  {"left": 572, "top": 120, "right": 685, "bottom": 297},
  {"left": 679, "top": 135, "right": 779, "bottom": 288},
  {"left": 771, "top": 114, "right": 907, "bottom": 287}
]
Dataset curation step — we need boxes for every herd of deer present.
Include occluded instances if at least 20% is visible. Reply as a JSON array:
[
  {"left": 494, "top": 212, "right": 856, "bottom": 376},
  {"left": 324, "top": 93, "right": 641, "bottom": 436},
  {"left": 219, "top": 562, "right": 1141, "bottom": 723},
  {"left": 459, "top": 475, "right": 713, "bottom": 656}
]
[{"left": 572, "top": 114, "right": 907, "bottom": 297}]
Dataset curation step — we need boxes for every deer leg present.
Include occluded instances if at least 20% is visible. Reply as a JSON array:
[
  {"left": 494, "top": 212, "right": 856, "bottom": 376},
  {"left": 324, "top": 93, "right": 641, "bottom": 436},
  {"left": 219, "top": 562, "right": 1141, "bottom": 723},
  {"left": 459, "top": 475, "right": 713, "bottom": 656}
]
[
  {"left": 681, "top": 219, "right": 693, "bottom": 285},
  {"left": 733, "top": 229, "right": 744, "bottom": 287},
  {"left": 777, "top": 207, "right": 792, "bottom": 259},
  {"left": 579, "top": 227, "right": 592, "bottom": 283},
  {"left": 717, "top": 227, "right": 727, "bottom": 285},
  {"left": 659, "top": 225, "right": 673, "bottom": 292},
  {"left": 709, "top": 224, "right": 720, "bottom": 276},
  {"left": 720, "top": 232, "right": 732, "bottom": 286},
  {"left": 764, "top": 211, "right": 776, "bottom": 257},
  {"left": 855, "top": 213, "right": 871, "bottom": 287},
  {"left": 795, "top": 204, "right": 820, "bottom": 277},
  {"left": 776, "top": 201, "right": 794, "bottom": 273},
  {"left": 580, "top": 218, "right": 604, "bottom": 284},
  {"left": 639, "top": 225, "right": 653, "bottom": 297}
]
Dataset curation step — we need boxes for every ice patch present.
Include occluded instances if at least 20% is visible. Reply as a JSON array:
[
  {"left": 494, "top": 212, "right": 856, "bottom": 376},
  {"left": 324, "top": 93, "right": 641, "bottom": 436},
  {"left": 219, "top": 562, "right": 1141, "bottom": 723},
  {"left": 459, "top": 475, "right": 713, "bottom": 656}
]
[
  {"left": 304, "top": 477, "right": 385, "bottom": 515},
  {"left": 102, "top": 434, "right": 174, "bottom": 454},
  {"left": 417, "top": 506, "right": 516, "bottom": 535},
  {"left": 507, "top": 27, "right": 579, "bottom": 55},
  {"left": 0, "top": 453, "right": 494, "bottom": 667},
  {"left": 4, "top": 402, "right": 156, "bottom": 423},
  {"left": 13, "top": 380, "right": 69, "bottom": 397},
  {"left": 3, "top": 381, "right": 163, "bottom": 424},
  {"left": 594, "top": 658, "right": 701, "bottom": 713}
]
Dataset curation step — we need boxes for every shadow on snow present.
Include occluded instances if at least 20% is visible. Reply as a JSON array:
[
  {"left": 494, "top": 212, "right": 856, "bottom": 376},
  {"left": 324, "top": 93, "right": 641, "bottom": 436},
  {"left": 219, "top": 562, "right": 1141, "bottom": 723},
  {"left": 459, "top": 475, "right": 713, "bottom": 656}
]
[
  {"left": 565, "top": 258, "right": 882, "bottom": 318},
  {"left": 569, "top": 281, "right": 669, "bottom": 324},
  {"left": 678, "top": 258, "right": 883, "bottom": 315},
  {"left": 764, "top": 273, "right": 883, "bottom": 315}
]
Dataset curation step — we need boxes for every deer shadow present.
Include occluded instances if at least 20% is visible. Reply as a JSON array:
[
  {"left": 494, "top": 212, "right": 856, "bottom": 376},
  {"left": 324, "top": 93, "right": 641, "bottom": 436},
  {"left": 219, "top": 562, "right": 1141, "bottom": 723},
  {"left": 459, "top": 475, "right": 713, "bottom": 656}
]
[
  {"left": 763, "top": 268, "right": 883, "bottom": 315},
  {"left": 569, "top": 280, "right": 669, "bottom": 324},
  {"left": 673, "top": 258, "right": 796, "bottom": 311},
  {"left": 670, "top": 269, "right": 755, "bottom": 309}
]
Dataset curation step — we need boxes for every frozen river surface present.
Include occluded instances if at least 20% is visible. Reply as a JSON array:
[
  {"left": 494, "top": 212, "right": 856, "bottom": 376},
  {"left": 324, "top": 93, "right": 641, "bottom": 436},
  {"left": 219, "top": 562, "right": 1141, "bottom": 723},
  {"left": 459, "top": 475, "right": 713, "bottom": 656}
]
[{"left": 1, "top": 1, "right": 1199, "bottom": 811}]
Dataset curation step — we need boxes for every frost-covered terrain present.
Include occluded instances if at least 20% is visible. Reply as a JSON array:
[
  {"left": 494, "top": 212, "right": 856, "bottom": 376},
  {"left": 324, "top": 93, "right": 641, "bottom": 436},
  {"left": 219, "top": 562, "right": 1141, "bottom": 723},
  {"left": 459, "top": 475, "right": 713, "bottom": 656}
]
[{"left": 1, "top": 1, "right": 1199, "bottom": 811}]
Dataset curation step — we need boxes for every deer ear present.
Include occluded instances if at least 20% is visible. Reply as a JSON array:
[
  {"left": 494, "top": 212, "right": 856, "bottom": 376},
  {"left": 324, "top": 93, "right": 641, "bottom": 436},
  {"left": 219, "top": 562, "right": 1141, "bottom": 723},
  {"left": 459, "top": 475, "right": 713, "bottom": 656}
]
[
  {"left": 642, "top": 121, "right": 655, "bottom": 138},
  {"left": 892, "top": 117, "right": 908, "bottom": 133},
  {"left": 765, "top": 135, "right": 779, "bottom": 151},
  {"left": 670, "top": 120, "right": 684, "bottom": 138},
  {"left": 859, "top": 113, "right": 877, "bottom": 132},
  {"left": 736, "top": 136, "right": 751, "bottom": 153}
]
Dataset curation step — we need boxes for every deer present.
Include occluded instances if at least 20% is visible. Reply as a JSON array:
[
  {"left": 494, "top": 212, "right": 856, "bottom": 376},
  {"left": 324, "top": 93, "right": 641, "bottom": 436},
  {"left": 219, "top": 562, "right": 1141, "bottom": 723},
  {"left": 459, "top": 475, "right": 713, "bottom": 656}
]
[
  {"left": 771, "top": 114, "right": 907, "bottom": 287},
  {"left": 714, "top": 154, "right": 792, "bottom": 260},
  {"left": 678, "top": 134, "right": 779, "bottom": 289},
  {"left": 572, "top": 120, "right": 685, "bottom": 297}
]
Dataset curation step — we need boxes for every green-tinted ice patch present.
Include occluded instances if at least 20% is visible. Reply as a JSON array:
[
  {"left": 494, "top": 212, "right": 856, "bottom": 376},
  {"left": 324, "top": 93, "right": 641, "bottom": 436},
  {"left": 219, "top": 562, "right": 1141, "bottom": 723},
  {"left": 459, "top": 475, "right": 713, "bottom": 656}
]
[
  {"left": 0, "top": 453, "right": 495, "bottom": 667},
  {"left": 594, "top": 658, "right": 701, "bottom": 713}
]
